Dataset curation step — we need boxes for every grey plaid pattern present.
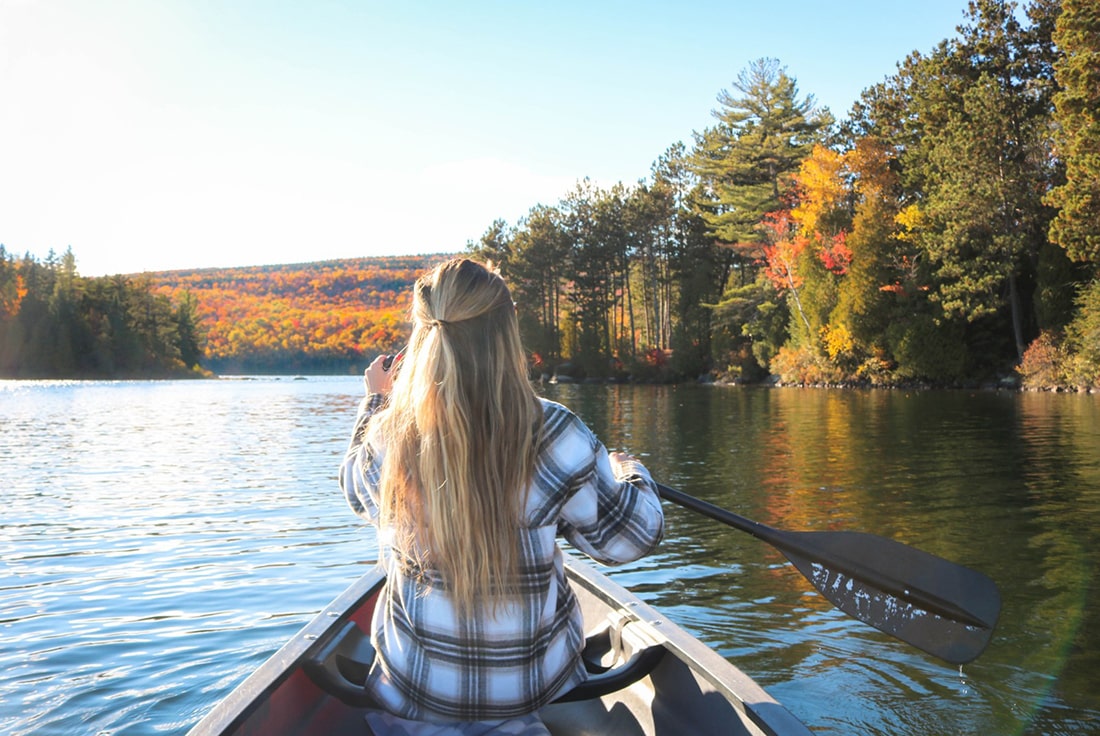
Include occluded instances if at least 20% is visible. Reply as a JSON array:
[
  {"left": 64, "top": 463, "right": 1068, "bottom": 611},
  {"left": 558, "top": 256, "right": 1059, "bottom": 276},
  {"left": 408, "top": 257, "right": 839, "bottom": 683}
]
[{"left": 340, "top": 396, "right": 664, "bottom": 722}]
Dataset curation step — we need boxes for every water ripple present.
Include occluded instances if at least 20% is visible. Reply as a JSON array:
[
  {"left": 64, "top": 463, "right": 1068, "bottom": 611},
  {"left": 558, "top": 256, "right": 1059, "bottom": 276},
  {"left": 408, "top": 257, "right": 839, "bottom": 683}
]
[{"left": 3, "top": 379, "right": 1098, "bottom": 735}]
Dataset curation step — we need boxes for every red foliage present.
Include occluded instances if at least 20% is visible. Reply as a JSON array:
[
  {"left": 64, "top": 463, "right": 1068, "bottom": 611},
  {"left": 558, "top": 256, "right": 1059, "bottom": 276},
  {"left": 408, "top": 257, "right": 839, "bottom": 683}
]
[
  {"left": 758, "top": 211, "right": 807, "bottom": 292},
  {"left": 642, "top": 347, "right": 670, "bottom": 367},
  {"left": 818, "top": 232, "right": 852, "bottom": 274}
]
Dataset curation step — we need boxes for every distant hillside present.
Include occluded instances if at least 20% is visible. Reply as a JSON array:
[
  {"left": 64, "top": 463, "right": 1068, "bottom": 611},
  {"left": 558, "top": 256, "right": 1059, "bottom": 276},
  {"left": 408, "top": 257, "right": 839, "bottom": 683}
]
[{"left": 150, "top": 254, "right": 453, "bottom": 374}]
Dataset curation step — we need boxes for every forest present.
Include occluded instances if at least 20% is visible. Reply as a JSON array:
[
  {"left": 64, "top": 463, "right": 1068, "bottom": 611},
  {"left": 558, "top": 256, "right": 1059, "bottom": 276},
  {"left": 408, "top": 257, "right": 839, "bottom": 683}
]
[
  {"left": 0, "top": 251, "right": 430, "bottom": 377},
  {"left": 0, "top": 246, "right": 205, "bottom": 378},
  {"left": 2, "top": 0, "right": 1097, "bottom": 388},
  {"left": 149, "top": 257, "right": 427, "bottom": 374},
  {"left": 468, "top": 0, "right": 1099, "bottom": 390}
]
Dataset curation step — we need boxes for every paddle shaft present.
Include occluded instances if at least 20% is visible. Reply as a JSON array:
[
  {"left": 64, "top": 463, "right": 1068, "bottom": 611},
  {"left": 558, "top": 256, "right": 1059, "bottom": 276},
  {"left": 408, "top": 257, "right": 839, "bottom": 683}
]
[{"left": 655, "top": 482, "right": 992, "bottom": 629}]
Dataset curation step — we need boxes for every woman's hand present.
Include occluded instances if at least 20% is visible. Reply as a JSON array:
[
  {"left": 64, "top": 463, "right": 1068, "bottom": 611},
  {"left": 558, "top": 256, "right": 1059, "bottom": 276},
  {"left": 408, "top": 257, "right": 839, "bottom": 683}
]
[
  {"left": 608, "top": 451, "right": 642, "bottom": 479},
  {"left": 364, "top": 353, "right": 397, "bottom": 395}
]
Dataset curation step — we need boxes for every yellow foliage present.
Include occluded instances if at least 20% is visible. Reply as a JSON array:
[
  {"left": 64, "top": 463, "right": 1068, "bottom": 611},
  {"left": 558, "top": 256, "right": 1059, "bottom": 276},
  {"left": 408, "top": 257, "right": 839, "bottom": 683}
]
[
  {"left": 771, "top": 345, "right": 843, "bottom": 385},
  {"left": 822, "top": 323, "right": 855, "bottom": 360},
  {"left": 792, "top": 144, "right": 847, "bottom": 236},
  {"left": 894, "top": 204, "right": 927, "bottom": 243}
]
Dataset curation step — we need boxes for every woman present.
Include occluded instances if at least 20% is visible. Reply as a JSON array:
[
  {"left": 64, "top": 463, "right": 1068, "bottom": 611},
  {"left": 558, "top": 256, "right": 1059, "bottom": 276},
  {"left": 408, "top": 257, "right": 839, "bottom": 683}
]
[{"left": 340, "top": 258, "right": 664, "bottom": 733}]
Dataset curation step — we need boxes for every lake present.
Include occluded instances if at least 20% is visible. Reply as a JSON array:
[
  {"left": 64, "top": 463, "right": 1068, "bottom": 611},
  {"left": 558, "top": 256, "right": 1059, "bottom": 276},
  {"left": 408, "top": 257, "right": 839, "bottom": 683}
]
[{"left": 1, "top": 377, "right": 1097, "bottom": 735}]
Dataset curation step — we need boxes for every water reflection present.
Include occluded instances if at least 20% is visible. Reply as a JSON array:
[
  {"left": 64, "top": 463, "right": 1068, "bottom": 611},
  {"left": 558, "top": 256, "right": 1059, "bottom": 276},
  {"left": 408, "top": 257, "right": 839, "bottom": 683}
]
[
  {"left": 2, "top": 379, "right": 1098, "bottom": 735},
  {"left": 543, "top": 383, "right": 1100, "bottom": 735}
]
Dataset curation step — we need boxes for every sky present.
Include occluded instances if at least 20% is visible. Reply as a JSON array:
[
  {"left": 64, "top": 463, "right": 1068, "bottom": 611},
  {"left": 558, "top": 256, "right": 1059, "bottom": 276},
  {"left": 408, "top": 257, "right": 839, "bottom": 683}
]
[{"left": 1, "top": 0, "right": 975, "bottom": 277}]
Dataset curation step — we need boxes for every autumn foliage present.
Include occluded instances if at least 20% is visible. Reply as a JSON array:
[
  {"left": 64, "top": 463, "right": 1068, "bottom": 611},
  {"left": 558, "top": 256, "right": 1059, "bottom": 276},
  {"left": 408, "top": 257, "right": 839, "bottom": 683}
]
[{"left": 150, "top": 255, "right": 448, "bottom": 373}]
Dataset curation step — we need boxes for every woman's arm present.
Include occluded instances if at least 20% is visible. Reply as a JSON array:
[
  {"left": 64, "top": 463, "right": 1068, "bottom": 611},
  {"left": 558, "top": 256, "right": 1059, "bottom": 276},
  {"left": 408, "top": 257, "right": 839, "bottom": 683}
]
[
  {"left": 556, "top": 431, "right": 665, "bottom": 565},
  {"left": 339, "top": 354, "right": 395, "bottom": 522}
]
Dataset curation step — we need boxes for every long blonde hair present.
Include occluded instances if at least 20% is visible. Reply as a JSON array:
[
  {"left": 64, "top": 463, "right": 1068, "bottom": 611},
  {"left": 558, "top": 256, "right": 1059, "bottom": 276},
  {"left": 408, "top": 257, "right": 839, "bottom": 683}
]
[{"left": 370, "top": 258, "right": 542, "bottom": 614}]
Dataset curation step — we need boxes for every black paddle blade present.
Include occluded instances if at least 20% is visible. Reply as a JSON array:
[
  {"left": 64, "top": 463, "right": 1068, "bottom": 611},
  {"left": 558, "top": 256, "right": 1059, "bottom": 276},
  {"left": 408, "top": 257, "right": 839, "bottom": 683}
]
[
  {"left": 654, "top": 483, "right": 1001, "bottom": 664},
  {"left": 781, "top": 530, "right": 1000, "bottom": 665}
]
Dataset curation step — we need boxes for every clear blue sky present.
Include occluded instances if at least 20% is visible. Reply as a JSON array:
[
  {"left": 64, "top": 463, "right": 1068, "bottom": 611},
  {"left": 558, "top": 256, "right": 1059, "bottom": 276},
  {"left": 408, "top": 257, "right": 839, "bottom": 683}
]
[{"left": 2, "top": 0, "right": 973, "bottom": 276}]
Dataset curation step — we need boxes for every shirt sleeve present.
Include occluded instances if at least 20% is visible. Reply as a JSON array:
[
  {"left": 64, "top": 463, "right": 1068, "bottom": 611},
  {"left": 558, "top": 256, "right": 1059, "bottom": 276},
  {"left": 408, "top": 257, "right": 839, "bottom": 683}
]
[
  {"left": 339, "top": 392, "right": 387, "bottom": 524},
  {"left": 554, "top": 419, "right": 664, "bottom": 566}
]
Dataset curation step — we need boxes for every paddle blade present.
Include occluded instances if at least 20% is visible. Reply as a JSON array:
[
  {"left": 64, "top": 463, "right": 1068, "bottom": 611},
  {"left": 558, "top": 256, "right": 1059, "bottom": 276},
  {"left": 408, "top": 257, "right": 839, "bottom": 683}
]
[{"left": 781, "top": 531, "right": 1000, "bottom": 665}]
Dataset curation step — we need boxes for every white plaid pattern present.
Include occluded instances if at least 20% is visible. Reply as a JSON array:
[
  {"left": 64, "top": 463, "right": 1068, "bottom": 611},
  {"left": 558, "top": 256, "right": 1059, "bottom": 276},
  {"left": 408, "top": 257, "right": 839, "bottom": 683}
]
[{"left": 340, "top": 396, "right": 664, "bottom": 722}]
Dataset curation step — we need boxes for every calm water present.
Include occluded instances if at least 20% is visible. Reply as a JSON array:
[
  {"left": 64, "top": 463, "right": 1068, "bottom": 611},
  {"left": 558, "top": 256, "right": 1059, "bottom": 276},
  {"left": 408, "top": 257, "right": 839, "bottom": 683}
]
[{"left": 1, "top": 378, "right": 1097, "bottom": 735}]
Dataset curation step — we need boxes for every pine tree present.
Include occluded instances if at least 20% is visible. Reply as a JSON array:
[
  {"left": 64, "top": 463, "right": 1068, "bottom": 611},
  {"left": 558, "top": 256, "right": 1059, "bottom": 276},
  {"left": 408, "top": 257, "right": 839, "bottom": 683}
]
[
  {"left": 690, "top": 58, "right": 833, "bottom": 251},
  {"left": 1045, "top": 0, "right": 1100, "bottom": 268}
]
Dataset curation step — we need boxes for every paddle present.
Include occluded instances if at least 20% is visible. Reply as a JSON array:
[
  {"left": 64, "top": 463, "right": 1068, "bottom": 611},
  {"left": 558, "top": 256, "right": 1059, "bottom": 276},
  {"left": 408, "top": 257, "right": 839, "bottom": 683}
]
[{"left": 655, "top": 482, "right": 1001, "bottom": 665}]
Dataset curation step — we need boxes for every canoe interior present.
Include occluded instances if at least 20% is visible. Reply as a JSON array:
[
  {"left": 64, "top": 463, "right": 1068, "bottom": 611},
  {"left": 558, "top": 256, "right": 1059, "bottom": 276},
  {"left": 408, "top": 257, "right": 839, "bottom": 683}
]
[{"left": 189, "top": 557, "right": 810, "bottom": 736}]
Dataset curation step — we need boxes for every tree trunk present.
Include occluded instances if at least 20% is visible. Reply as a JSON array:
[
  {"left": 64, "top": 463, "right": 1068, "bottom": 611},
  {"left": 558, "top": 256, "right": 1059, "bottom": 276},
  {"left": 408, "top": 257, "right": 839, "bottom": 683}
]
[{"left": 1008, "top": 271, "right": 1026, "bottom": 362}]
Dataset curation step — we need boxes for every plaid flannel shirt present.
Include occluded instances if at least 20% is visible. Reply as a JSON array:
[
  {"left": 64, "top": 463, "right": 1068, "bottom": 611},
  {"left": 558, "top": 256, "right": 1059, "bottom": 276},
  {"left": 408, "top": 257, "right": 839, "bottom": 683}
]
[{"left": 340, "top": 394, "right": 664, "bottom": 722}]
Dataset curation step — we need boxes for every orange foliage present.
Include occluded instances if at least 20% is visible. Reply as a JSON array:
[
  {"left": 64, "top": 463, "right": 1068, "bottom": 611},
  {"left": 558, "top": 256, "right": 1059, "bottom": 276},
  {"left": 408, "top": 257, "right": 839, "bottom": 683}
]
[
  {"left": 149, "top": 255, "right": 451, "bottom": 366},
  {"left": 0, "top": 273, "right": 27, "bottom": 320},
  {"left": 759, "top": 211, "right": 807, "bottom": 292}
]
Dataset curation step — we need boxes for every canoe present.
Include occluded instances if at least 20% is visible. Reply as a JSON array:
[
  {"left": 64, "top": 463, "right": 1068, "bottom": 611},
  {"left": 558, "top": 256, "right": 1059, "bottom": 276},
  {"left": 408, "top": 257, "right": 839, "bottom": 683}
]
[{"left": 187, "top": 554, "right": 812, "bottom": 735}]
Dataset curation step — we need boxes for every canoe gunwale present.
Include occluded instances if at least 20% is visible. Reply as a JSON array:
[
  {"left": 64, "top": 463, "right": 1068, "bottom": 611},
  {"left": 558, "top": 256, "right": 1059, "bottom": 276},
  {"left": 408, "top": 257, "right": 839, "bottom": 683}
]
[
  {"left": 561, "top": 556, "right": 812, "bottom": 736},
  {"left": 187, "top": 566, "right": 387, "bottom": 735}
]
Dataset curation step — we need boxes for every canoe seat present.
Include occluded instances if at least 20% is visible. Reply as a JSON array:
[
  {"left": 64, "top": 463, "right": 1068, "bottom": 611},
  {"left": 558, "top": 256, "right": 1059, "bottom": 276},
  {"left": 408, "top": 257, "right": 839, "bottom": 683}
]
[
  {"left": 304, "top": 621, "right": 666, "bottom": 708},
  {"left": 303, "top": 620, "right": 377, "bottom": 707},
  {"left": 554, "top": 628, "right": 666, "bottom": 702}
]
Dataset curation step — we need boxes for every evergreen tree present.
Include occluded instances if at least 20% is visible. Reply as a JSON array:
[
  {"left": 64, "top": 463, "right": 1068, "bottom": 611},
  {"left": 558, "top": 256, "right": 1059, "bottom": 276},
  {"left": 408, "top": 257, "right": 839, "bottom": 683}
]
[
  {"left": 174, "top": 291, "right": 204, "bottom": 369},
  {"left": 0, "top": 249, "right": 205, "bottom": 378},
  {"left": 651, "top": 144, "right": 725, "bottom": 377},
  {"left": 14, "top": 254, "right": 54, "bottom": 374},
  {"left": 832, "top": 138, "right": 905, "bottom": 363},
  {"left": 1045, "top": 0, "right": 1100, "bottom": 268},
  {"left": 690, "top": 58, "right": 832, "bottom": 375},
  {"left": 0, "top": 246, "right": 19, "bottom": 372},
  {"left": 624, "top": 181, "right": 672, "bottom": 355},
  {"left": 690, "top": 58, "right": 834, "bottom": 251},
  {"left": 471, "top": 219, "right": 513, "bottom": 271},
  {"left": 558, "top": 181, "right": 629, "bottom": 375},
  {"left": 845, "top": 0, "right": 1061, "bottom": 377},
  {"left": 470, "top": 206, "right": 570, "bottom": 367},
  {"left": 932, "top": 1, "right": 1056, "bottom": 360}
]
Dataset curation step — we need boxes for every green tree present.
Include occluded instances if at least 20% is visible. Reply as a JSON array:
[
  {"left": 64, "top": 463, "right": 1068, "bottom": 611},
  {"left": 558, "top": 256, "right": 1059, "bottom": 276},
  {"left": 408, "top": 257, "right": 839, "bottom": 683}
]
[
  {"left": 470, "top": 219, "right": 513, "bottom": 271},
  {"left": 914, "top": 0, "right": 1057, "bottom": 362},
  {"left": 690, "top": 58, "right": 833, "bottom": 249},
  {"left": 832, "top": 138, "right": 903, "bottom": 360},
  {"left": 503, "top": 206, "right": 569, "bottom": 366},
  {"left": 1045, "top": 0, "right": 1100, "bottom": 268},
  {"left": 712, "top": 274, "right": 789, "bottom": 376},
  {"left": 844, "top": 51, "right": 968, "bottom": 380},
  {"left": 14, "top": 253, "right": 55, "bottom": 374},
  {"left": 651, "top": 144, "right": 727, "bottom": 377},
  {"left": 844, "top": 0, "right": 1062, "bottom": 379},
  {"left": 470, "top": 207, "right": 571, "bottom": 369},
  {"left": 624, "top": 181, "right": 672, "bottom": 355},
  {"left": 0, "top": 246, "right": 21, "bottom": 372},
  {"left": 690, "top": 58, "right": 832, "bottom": 374},
  {"left": 174, "top": 291, "right": 204, "bottom": 369},
  {"left": 558, "top": 181, "right": 631, "bottom": 375},
  {"left": 1062, "top": 279, "right": 1100, "bottom": 387}
]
